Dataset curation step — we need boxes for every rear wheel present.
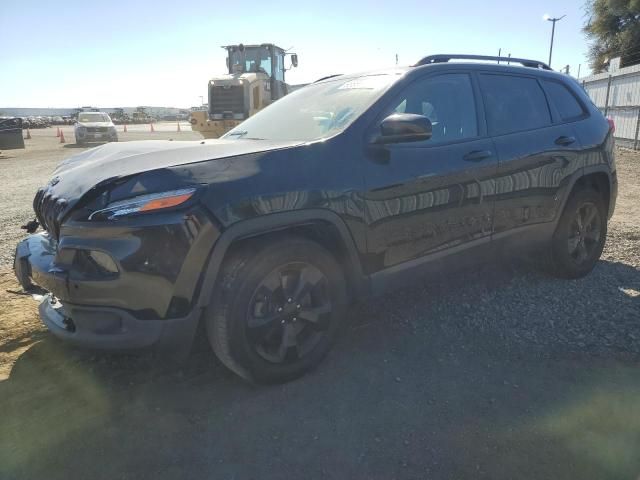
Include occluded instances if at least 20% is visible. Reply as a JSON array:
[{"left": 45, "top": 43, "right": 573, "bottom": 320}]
[
  {"left": 205, "top": 237, "right": 347, "bottom": 383},
  {"left": 547, "top": 188, "right": 607, "bottom": 279}
]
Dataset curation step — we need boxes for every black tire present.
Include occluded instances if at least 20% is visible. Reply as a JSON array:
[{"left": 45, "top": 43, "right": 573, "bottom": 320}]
[
  {"left": 205, "top": 236, "right": 347, "bottom": 384},
  {"left": 546, "top": 187, "right": 607, "bottom": 279}
]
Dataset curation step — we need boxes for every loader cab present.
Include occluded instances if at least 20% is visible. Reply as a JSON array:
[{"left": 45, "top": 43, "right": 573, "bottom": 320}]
[{"left": 224, "top": 43, "right": 293, "bottom": 100}]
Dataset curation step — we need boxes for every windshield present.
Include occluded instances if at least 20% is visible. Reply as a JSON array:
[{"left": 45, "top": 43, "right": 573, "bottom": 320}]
[
  {"left": 229, "top": 47, "right": 272, "bottom": 75},
  {"left": 223, "top": 74, "right": 399, "bottom": 141},
  {"left": 78, "top": 113, "right": 110, "bottom": 123}
]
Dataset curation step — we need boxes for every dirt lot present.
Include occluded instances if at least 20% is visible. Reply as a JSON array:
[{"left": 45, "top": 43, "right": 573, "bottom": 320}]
[{"left": 1, "top": 131, "right": 639, "bottom": 480}]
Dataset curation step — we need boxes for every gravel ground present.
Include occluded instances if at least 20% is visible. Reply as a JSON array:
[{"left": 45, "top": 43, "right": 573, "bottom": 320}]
[{"left": 0, "top": 136, "right": 639, "bottom": 480}]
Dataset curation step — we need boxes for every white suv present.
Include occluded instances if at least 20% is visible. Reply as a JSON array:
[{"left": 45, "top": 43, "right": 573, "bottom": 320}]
[{"left": 74, "top": 112, "right": 118, "bottom": 145}]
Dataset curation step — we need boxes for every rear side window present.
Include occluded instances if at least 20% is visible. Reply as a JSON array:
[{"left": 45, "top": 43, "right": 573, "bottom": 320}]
[
  {"left": 542, "top": 80, "right": 586, "bottom": 121},
  {"left": 479, "top": 74, "right": 551, "bottom": 136}
]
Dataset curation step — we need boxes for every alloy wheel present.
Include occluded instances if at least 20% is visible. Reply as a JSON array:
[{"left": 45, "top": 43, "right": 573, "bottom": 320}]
[
  {"left": 245, "top": 262, "right": 332, "bottom": 364},
  {"left": 567, "top": 201, "right": 602, "bottom": 264}
]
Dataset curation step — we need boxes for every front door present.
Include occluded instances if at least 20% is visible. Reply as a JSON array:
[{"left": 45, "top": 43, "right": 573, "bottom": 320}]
[{"left": 362, "top": 72, "right": 498, "bottom": 273}]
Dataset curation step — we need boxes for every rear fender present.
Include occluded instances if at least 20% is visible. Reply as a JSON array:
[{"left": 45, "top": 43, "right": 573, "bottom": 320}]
[{"left": 556, "top": 165, "right": 614, "bottom": 221}]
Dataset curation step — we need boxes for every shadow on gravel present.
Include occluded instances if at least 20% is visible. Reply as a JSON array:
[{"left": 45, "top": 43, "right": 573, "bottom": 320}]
[{"left": 1, "top": 260, "right": 639, "bottom": 480}]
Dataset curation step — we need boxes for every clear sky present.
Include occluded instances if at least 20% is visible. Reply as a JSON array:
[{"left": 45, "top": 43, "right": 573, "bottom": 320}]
[{"left": 1, "top": 0, "right": 593, "bottom": 108}]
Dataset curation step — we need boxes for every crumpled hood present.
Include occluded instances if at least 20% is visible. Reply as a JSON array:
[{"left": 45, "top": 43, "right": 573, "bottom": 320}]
[{"left": 45, "top": 138, "right": 302, "bottom": 204}]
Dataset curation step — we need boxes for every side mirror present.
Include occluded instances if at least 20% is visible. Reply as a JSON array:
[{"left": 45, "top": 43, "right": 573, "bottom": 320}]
[
  {"left": 291, "top": 54, "right": 298, "bottom": 68},
  {"left": 376, "top": 113, "right": 432, "bottom": 144}
]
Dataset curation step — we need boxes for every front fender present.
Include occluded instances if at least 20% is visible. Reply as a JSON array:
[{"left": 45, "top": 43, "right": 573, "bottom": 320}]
[{"left": 195, "top": 209, "right": 368, "bottom": 308}]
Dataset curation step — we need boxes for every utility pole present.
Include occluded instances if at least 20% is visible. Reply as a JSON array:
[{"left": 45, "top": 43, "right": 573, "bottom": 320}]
[{"left": 544, "top": 14, "right": 566, "bottom": 68}]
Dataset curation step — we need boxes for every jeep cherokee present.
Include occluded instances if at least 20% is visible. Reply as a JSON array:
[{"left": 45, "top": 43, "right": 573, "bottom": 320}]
[{"left": 14, "top": 54, "right": 617, "bottom": 383}]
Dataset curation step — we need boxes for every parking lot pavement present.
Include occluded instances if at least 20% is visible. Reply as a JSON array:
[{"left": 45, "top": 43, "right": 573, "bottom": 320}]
[{"left": 0, "top": 138, "right": 639, "bottom": 480}]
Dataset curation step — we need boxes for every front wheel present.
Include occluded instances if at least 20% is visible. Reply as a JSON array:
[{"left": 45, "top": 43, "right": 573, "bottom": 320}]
[
  {"left": 206, "top": 237, "right": 347, "bottom": 383},
  {"left": 547, "top": 188, "right": 607, "bottom": 279}
]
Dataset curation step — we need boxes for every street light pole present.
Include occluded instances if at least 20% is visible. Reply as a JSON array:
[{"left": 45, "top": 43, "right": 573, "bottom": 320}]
[{"left": 544, "top": 14, "right": 566, "bottom": 68}]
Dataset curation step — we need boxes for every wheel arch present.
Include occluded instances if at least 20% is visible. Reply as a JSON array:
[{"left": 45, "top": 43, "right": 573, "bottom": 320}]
[
  {"left": 196, "top": 209, "right": 368, "bottom": 309},
  {"left": 559, "top": 165, "right": 613, "bottom": 221},
  {"left": 571, "top": 169, "right": 611, "bottom": 214}
]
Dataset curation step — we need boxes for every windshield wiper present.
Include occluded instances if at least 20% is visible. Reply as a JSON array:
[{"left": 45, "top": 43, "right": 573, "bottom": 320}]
[
  {"left": 225, "top": 131, "right": 265, "bottom": 140},
  {"left": 226, "top": 130, "right": 248, "bottom": 138}
]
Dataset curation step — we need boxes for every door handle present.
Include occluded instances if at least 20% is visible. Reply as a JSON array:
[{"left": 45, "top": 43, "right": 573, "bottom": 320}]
[
  {"left": 463, "top": 150, "right": 492, "bottom": 162},
  {"left": 555, "top": 135, "right": 576, "bottom": 146}
]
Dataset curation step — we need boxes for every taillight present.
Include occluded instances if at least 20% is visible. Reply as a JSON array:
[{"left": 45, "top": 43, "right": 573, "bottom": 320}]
[{"left": 607, "top": 116, "right": 616, "bottom": 134}]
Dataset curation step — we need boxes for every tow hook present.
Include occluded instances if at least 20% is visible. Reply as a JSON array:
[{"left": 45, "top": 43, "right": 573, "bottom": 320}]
[{"left": 21, "top": 219, "right": 39, "bottom": 233}]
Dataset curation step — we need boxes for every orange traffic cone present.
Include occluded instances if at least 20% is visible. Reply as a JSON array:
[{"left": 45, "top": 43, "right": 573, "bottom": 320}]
[
  {"left": 177, "top": 122, "right": 181, "bottom": 132},
  {"left": 150, "top": 123, "right": 155, "bottom": 133},
  {"left": 56, "top": 127, "right": 61, "bottom": 137},
  {"left": 25, "top": 129, "right": 32, "bottom": 140},
  {"left": 59, "top": 130, "right": 66, "bottom": 144},
  {"left": 123, "top": 124, "right": 128, "bottom": 133}
]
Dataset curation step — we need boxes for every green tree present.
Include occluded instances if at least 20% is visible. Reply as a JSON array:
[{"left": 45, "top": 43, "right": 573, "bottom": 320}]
[{"left": 585, "top": 0, "right": 640, "bottom": 72}]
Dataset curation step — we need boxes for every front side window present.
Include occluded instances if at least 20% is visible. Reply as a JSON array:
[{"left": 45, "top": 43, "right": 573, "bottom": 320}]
[
  {"left": 224, "top": 73, "right": 400, "bottom": 141},
  {"left": 479, "top": 74, "right": 551, "bottom": 136},
  {"left": 391, "top": 73, "right": 478, "bottom": 144},
  {"left": 542, "top": 80, "right": 586, "bottom": 121}
]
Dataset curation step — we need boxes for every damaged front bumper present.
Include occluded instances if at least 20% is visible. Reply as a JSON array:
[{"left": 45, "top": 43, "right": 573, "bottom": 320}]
[
  {"left": 13, "top": 230, "right": 203, "bottom": 354},
  {"left": 35, "top": 293, "right": 199, "bottom": 352}
]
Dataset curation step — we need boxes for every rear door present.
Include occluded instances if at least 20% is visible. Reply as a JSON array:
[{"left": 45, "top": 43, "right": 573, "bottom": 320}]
[
  {"left": 477, "top": 73, "right": 582, "bottom": 239},
  {"left": 0, "top": 117, "right": 25, "bottom": 150}
]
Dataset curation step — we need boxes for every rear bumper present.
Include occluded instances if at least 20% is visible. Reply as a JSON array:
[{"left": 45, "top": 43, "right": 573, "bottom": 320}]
[
  {"left": 609, "top": 169, "right": 618, "bottom": 219},
  {"left": 75, "top": 130, "right": 117, "bottom": 142}
]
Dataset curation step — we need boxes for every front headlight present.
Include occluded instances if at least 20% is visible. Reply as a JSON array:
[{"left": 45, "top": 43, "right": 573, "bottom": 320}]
[{"left": 88, "top": 188, "right": 196, "bottom": 220}]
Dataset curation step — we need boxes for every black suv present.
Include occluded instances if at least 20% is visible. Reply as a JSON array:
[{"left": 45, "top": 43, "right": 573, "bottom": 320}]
[{"left": 14, "top": 54, "right": 617, "bottom": 383}]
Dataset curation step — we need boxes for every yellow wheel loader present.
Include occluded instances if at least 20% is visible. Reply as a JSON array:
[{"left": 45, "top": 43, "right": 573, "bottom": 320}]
[{"left": 190, "top": 43, "right": 298, "bottom": 139}]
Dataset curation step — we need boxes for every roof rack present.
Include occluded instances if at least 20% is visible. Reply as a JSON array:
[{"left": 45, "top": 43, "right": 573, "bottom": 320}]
[
  {"left": 314, "top": 74, "right": 343, "bottom": 83},
  {"left": 414, "top": 54, "right": 552, "bottom": 70}
]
